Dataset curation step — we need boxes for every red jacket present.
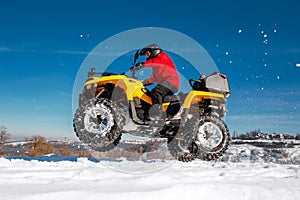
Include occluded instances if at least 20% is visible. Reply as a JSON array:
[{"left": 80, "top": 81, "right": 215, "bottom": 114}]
[{"left": 142, "top": 52, "right": 180, "bottom": 92}]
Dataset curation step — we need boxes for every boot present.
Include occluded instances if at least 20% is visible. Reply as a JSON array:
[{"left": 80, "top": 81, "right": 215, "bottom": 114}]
[{"left": 149, "top": 104, "right": 162, "bottom": 121}]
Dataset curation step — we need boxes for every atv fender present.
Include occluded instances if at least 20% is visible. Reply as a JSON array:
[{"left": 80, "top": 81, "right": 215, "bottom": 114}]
[{"left": 183, "top": 91, "right": 224, "bottom": 109}]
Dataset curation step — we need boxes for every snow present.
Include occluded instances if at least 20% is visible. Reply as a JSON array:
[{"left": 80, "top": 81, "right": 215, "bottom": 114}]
[
  {"left": 0, "top": 144, "right": 299, "bottom": 200},
  {"left": 296, "top": 63, "right": 300, "bottom": 67},
  {"left": 79, "top": 34, "right": 91, "bottom": 38}
]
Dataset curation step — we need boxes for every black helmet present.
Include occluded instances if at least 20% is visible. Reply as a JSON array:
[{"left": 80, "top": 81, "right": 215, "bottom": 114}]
[{"left": 139, "top": 44, "right": 162, "bottom": 58}]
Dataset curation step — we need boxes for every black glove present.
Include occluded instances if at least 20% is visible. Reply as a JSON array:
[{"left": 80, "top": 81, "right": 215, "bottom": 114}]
[{"left": 130, "top": 62, "right": 144, "bottom": 72}]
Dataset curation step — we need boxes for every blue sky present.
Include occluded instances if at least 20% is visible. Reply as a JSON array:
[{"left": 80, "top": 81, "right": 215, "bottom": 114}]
[{"left": 0, "top": 0, "right": 300, "bottom": 139}]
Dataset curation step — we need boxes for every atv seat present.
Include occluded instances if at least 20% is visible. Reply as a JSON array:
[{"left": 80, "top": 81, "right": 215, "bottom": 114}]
[{"left": 163, "top": 95, "right": 181, "bottom": 103}]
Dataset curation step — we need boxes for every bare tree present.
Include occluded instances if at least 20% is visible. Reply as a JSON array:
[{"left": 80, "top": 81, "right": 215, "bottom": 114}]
[
  {"left": 28, "top": 135, "right": 54, "bottom": 156},
  {"left": 0, "top": 126, "right": 10, "bottom": 144}
]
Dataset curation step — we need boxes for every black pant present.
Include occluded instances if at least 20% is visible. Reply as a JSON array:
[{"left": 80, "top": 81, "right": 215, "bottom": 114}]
[
  {"left": 140, "top": 84, "right": 175, "bottom": 120},
  {"left": 151, "top": 84, "right": 174, "bottom": 104}
]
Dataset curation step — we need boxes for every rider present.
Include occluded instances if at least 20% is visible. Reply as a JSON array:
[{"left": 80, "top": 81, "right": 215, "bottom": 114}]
[{"left": 131, "top": 44, "right": 180, "bottom": 120}]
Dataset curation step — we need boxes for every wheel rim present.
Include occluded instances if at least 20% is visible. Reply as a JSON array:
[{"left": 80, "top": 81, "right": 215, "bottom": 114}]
[
  {"left": 196, "top": 122, "right": 223, "bottom": 149},
  {"left": 84, "top": 103, "right": 114, "bottom": 136}
]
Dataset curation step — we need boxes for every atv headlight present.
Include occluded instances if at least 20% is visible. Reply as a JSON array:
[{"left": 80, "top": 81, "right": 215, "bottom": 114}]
[{"left": 86, "top": 83, "right": 97, "bottom": 90}]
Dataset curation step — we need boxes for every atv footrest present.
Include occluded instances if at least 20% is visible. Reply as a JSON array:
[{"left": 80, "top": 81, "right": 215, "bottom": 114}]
[{"left": 163, "top": 95, "right": 180, "bottom": 103}]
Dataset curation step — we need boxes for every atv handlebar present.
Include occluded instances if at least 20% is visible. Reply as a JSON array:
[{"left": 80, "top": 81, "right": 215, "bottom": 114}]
[
  {"left": 130, "top": 68, "right": 137, "bottom": 79},
  {"left": 88, "top": 49, "right": 140, "bottom": 79}
]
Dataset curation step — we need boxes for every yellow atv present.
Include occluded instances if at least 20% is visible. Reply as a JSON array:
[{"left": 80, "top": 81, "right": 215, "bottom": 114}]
[{"left": 73, "top": 51, "right": 231, "bottom": 162}]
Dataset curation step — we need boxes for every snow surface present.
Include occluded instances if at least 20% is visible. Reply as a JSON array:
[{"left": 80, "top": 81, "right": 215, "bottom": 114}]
[{"left": 0, "top": 146, "right": 299, "bottom": 200}]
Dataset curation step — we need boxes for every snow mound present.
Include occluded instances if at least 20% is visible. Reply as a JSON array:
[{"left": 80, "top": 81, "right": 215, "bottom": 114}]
[
  {"left": 0, "top": 155, "right": 299, "bottom": 200},
  {"left": 0, "top": 142, "right": 299, "bottom": 200}
]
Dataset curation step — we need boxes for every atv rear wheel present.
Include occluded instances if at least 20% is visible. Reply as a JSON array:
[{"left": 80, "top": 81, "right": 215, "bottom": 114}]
[
  {"left": 73, "top": 98, "right": 124, "bottom": 152},
  {"left": 187, "top": 115, "right": 230, "bottom": 161}
]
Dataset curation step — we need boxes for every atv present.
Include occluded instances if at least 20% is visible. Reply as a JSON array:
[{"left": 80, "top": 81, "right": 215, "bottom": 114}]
[{"left": 73, "top": 51, "right": 231, "bottom": 162}]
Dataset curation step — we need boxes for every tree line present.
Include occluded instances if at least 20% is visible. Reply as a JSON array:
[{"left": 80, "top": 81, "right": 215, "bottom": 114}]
[
  {"left": 232, "top": 129, "right": 300, "bottom": 140},
  {"left": 0, "top": 126, "right": 91, "bottom": 157}
]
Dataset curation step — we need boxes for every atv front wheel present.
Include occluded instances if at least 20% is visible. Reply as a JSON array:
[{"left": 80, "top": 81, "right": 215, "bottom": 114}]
[
  {"left": 73, "top": 98, "right": 124, "bottom": 151},
  {"left": 187, "top": 115, "right": 230, "bottom": 161}
]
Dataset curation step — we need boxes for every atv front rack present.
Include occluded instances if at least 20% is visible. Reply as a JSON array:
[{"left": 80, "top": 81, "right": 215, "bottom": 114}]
[{"left": 88, "top": 68, "right": 119, "bottom": 78}]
